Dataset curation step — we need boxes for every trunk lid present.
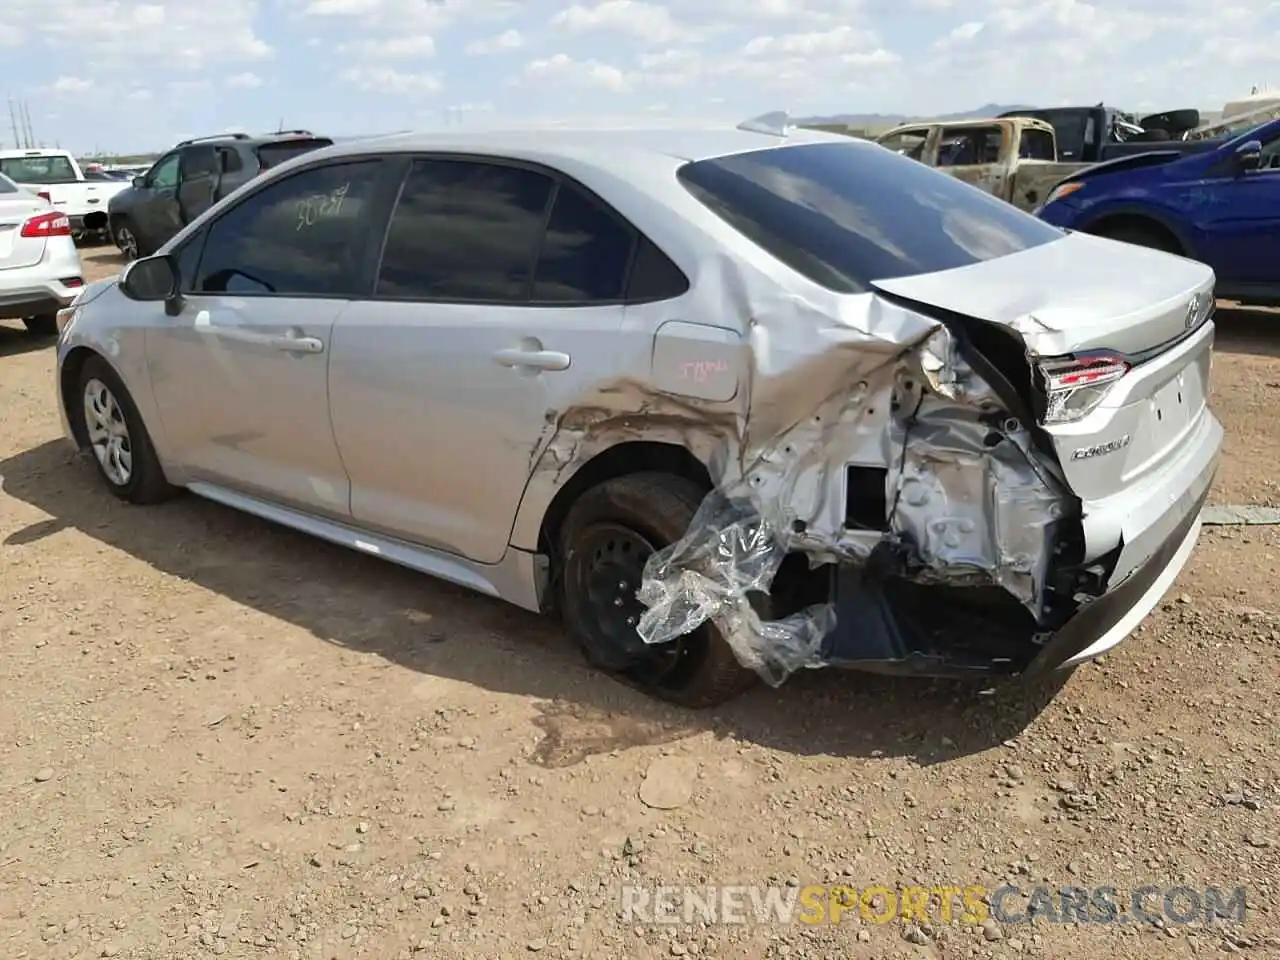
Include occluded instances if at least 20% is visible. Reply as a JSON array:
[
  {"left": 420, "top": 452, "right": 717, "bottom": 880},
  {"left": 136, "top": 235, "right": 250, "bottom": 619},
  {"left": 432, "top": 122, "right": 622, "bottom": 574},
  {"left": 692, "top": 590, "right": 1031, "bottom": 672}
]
[
  {"left": 0, "top": 194, "right": 50, "bottom": 270},
  {"left": 872, "top": 231, "right": 1217, "bottom": 504},
  {"left": 870, "top": 230, "right": 1215, "bottom": 358}
]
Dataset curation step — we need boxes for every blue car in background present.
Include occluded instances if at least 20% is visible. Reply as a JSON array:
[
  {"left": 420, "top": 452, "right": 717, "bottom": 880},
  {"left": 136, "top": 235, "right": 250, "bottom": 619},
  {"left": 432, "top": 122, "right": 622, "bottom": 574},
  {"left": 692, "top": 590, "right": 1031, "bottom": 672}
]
[{"left": 1035, "top": 119, "right": 1280, "bottom": 306}]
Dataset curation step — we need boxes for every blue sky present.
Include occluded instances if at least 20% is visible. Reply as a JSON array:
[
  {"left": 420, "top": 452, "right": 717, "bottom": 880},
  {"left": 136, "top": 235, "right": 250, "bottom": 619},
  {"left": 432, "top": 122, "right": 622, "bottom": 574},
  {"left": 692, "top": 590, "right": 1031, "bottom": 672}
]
[{"left": 2, "top": 0, "right": 1275, "bottom": 155}]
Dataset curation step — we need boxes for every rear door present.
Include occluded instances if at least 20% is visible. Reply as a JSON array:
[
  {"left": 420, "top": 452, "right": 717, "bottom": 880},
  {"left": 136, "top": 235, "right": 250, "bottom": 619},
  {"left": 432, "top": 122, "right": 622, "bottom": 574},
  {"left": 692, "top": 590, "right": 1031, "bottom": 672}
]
[
  {"left": 129, "top": 152, "right": 183, "bottom": 250},
  {"left": 328, "top": 156, "right": 637, "bottom": 563},
  {"left": 0, "top": 179, "right": 52, "bottom": 271},
  {"left": 176, "top": 145, "right": 219, "bottom": 225}
]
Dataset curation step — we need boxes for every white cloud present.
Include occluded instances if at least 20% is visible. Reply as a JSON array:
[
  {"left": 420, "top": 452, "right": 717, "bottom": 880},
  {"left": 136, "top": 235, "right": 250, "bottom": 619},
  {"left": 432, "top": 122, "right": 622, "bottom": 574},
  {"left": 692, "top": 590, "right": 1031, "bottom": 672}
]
[
  {"left": 339, "top": 35, "right": 437, "bottom": 59},
  {"left": 551, "top": 1, "right": 687, "bottom": 44},
  {"left": 0, "top": 1, "right": 271, "bottom": 70},
  {"left": 526, "top": 53, "right": 633, "bottom": 92},
  {"left": 465, "top": 28, "right": 524, "bottom": 55},
  {"left": 227, "top": 72, "right": 264, "bottom": 89},
  {"left": 339, "top": 66, "right": 443, "bottom": 95},
  {"left": 48, "top": 75, "right": 93, "bottom": 95}
]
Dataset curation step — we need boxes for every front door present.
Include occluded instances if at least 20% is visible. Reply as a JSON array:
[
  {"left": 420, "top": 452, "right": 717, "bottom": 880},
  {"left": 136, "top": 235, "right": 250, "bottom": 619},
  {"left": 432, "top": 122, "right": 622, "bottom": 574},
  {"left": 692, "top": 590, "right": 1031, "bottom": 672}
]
[
  {"left": 1190, "top": 132, "right": 1280, "bottom": 287},
  {"left": 328, "top": 157, "right": 640, "bottom": 563},
  {"left": 146, "top": 157, "right": 390, "bottom": 517},
  {"left": 131, "top": 152, "right": 183, "bottom": 252}
]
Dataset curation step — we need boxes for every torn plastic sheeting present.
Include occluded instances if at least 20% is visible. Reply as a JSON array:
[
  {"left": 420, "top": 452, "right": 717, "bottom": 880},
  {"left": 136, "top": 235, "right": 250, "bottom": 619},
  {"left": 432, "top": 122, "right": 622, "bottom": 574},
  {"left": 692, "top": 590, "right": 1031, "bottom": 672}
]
[
  {"left": 634, "top": 321, "right": 1071, "bottom": 687},
  {"left": 634, "top": 486, "right": 837, "bottom": 687},
  {"left": 1201, "top": 505, "right": 1280, "bottom": 525}
]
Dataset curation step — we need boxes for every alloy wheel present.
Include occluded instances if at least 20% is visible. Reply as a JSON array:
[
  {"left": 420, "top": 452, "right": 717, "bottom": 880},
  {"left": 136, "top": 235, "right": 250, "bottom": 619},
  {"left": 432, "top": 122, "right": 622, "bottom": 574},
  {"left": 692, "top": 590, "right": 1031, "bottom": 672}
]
[{"left": 83, "top": 378, "right": 133, "bottom": 486}]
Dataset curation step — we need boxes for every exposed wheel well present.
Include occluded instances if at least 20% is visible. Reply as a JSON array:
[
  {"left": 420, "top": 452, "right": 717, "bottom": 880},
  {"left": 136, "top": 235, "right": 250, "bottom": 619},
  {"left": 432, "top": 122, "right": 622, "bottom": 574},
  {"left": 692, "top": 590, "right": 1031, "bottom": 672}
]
[
  {"left": 535, "top": 441, "right": 712, "bottom": 613},
  {"left": 1086, "top": 214, "right": 1186, "bottom": 255},
  {"left": 59, "top": 346, "right": 97, "bottom": 447}
]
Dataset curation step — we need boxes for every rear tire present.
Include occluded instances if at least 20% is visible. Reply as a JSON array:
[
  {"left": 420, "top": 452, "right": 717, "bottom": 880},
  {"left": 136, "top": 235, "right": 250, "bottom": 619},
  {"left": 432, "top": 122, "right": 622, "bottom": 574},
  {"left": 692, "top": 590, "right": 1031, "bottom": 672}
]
[
  {"left": 23, "top": 314, "right": 57, "bottom": 337},
  {"left": 558, "top": 472, "right": 758, "bottom": 708},
  {"left": 75, "top": 355, "right": 176, "bottom": 505},
  {"left": 1094, "top": 222, "right": 1180, "bottom": 254}
]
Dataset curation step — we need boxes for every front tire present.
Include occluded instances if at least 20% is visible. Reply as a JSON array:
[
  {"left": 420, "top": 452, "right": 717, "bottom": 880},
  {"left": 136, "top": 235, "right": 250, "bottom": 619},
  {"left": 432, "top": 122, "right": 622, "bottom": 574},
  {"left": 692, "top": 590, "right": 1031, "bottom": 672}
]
[
  {"left": 113, "top": 219, "right": 141, "bottom": 261},
  {"left": 558, "top": 472, "right": 757, "bottom": 708},
  {"left": 75, "top": 356, "right": 175, "bottom": 504}
]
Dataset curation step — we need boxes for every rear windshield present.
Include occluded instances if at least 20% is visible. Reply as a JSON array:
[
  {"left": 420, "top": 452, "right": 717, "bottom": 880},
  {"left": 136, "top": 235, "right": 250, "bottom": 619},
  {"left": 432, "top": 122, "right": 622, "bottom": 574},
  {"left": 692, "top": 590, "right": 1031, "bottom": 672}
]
[
  {"left": 255, "top": 139, "right": 333, "bottom": 169},
  {"left": 0, "top": 155, "right": 78, "bottom": 184},
  {"left": 677, "top": 141, "right": 1064, "bottom": 294}
]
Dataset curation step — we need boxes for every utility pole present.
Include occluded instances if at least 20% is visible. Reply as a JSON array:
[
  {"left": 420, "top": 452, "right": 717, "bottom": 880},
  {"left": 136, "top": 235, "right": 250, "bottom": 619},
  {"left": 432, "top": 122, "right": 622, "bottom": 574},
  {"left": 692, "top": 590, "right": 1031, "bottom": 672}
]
[
  {"left": 23, "top": 100, "right": 36, "bottom": 147},
  {"left": 7, "top": 98, "right": 18, "bottom": 148}
]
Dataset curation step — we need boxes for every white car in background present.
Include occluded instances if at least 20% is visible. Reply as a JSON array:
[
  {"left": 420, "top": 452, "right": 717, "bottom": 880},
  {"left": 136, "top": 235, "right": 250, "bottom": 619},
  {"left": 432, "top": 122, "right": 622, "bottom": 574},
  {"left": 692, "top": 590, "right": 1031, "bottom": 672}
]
[
  {"left": 0, "top": 172, "right": 85, "bottom": 336},
  {"left": 0, "top": 149, "right": 131, "bottom": 243}
]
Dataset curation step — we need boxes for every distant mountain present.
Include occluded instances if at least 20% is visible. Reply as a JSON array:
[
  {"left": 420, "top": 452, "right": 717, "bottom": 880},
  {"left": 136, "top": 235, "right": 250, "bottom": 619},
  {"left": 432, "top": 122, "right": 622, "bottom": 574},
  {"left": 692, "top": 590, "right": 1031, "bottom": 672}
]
[{"left": 796, "top": 103, "right": 1036, "bottom": 128}]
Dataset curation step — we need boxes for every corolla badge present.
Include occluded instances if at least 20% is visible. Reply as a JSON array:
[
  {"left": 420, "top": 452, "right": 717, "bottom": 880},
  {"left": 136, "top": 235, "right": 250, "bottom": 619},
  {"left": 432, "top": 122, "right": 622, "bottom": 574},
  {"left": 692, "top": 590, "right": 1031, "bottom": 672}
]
[{"left": 1070, "top": 435, "right": 1132, "bottom": 461}]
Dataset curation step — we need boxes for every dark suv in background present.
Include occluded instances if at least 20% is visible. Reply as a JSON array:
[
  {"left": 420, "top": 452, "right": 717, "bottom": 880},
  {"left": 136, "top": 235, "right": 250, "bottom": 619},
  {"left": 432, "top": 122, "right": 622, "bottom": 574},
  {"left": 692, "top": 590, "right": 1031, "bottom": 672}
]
[{"left": 107, "top": 130, "right": 333, "bottom": 260}]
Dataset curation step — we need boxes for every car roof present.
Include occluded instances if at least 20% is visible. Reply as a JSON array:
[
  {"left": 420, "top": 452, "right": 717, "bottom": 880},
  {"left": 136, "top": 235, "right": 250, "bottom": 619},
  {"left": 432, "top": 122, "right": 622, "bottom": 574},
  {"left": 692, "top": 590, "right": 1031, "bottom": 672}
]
[{"left": 304, "top": 124, "right": 863, "bottom": 171}]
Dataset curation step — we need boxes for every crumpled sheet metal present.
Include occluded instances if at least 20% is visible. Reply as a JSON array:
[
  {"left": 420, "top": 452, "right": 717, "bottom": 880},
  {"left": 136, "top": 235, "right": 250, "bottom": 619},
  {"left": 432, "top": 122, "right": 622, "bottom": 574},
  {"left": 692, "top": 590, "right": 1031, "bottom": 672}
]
[{"left": 632, "top": 283, "right": 1069, "bottom": 687}]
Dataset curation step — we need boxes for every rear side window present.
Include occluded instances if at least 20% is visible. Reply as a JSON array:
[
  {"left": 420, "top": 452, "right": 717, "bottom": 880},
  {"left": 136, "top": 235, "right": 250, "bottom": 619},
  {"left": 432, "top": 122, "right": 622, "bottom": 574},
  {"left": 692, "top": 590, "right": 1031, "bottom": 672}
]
[
  {"left": 377, "top": 159, "right": 554, "bottom": 302},
  {"left": 256, "top": 138, "right": 333, "bottom": 169},
  {"left": 532, "top": 183, "right": 635, "bottom": 302},
  {"left": 677, "top": 141, "right": 1064, "bottom": 294},
  {"left": 0, "top": 174, "right": 17, "bottom": 194}
]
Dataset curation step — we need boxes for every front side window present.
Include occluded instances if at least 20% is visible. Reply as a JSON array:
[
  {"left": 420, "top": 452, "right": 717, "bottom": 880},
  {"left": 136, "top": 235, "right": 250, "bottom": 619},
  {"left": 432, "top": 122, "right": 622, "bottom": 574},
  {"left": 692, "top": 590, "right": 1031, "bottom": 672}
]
[
  {"left": 678, "top": 141, "right": 1064, "bottom": 294},
  {"left": 149, "top": 154, "right": 180, "bottom": 189},
  {"left": 192, "top": 160, "right": 381, "bottom": 297},
  {"left": 377, "top": 159, "right": 554, "bottom": 302},
  {"left": 0, "top": 155, "right": 78, "bottom": 184},
  {"left": 878, "top": 129, "right": 928, "bottom": 161}
]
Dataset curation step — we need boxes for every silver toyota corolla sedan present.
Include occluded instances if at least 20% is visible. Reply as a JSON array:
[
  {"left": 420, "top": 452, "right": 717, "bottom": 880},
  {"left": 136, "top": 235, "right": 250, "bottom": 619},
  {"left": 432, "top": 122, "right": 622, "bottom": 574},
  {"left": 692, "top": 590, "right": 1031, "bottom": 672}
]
[
  {"left": 53, "top": 119, "right": 1222, "bottom": 707},
  {"left": 0, "top": 172, "right": 85, "bottom": 336}
]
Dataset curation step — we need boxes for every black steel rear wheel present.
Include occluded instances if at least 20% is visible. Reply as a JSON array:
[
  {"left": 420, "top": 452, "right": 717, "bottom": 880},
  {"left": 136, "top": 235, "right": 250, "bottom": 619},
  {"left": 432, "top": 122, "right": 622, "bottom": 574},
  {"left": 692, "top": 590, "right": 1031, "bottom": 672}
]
[{"left": 558, "top": 472, "right": 757, "bottom": 708}]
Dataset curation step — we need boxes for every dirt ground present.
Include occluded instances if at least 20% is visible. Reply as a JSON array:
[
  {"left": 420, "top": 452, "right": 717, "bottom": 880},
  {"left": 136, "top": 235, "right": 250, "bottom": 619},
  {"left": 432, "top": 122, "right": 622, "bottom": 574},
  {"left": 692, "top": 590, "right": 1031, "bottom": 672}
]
[{"left": 1, "top": 247, "right": 1277, "bottom": 960}]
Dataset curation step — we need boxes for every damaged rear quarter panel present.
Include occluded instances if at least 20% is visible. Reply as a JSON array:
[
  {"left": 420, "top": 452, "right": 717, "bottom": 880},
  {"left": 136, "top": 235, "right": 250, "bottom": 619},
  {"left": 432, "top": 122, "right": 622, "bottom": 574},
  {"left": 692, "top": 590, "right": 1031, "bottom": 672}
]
[{"left": 512, "top": 247, "right": 1078, "bottom": 688}]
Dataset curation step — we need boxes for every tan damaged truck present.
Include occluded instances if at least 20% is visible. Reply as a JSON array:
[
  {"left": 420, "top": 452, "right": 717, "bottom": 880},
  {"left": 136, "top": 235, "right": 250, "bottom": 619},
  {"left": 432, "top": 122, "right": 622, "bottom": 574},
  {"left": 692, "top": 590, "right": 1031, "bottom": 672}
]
[{"left": 874, "top": 116, "right": 1082, "bottom": 212}]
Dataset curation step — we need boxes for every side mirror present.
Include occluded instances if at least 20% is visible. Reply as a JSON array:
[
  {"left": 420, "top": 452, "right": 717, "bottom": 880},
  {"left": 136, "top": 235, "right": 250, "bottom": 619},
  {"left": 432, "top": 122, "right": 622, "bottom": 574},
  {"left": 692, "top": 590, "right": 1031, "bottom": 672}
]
[
  {"left": 132, "top": 176, "right": 145, "bottom": 188},
  {"left": 119, "top": 254, "right": 180, "bottom": 303},
  {"left": 1234, "top": 139, "right": 1262, "bottom": 175}
]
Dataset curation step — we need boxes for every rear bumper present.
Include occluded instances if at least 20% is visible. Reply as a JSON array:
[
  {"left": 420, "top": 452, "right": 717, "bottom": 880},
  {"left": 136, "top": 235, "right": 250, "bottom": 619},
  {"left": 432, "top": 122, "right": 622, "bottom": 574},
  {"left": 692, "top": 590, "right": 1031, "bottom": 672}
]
[
  {"left": 0, "top": 286, "right": 78, "bottom": 321},
  {"left": 818, "top": 408, "right": 1220, "bottom": 680}
]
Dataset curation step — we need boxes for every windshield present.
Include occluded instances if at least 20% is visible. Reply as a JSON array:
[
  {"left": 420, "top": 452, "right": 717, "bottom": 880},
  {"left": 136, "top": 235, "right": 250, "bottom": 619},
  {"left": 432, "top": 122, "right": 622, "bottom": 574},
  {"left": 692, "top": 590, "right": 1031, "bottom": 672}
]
[
  {"left": 677, "top": 141, "right": 1064, "bottom": 294},
  {"left": 0, "top": 155, "right": 78, "bottom": 184}
]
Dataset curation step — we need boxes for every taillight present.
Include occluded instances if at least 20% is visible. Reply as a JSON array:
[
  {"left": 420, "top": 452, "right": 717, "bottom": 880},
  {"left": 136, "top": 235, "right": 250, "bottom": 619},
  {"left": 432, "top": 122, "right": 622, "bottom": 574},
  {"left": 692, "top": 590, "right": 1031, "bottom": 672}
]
[
  {"left": 20, "top": 211, "right": 71, "bottom": 238},
  {"left": 1038, "top": 354, "right": 1130, "bottom": 424}
]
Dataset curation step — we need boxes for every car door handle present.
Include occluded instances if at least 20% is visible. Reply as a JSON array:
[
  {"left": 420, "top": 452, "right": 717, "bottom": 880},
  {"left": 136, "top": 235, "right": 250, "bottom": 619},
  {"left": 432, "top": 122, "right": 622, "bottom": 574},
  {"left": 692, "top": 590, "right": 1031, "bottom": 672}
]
[
  {"left": 493, "top": 347, "right": 571, "bottom": 371},
  {"left": 269, "top": 334, "right": 324, "bottom": 354}
]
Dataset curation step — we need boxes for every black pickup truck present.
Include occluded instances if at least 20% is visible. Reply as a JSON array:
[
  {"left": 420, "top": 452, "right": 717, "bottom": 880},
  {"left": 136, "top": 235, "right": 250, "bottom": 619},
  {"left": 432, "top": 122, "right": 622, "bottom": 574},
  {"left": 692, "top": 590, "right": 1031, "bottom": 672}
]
[
  {"left": 997, "top": 106, "right": 1220, "bottom": 164},
  {"left": 106, "top": 130, "right": 333, "bottom": 260}
]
